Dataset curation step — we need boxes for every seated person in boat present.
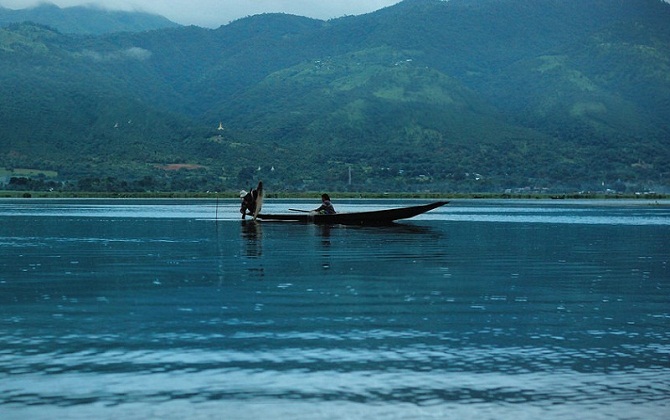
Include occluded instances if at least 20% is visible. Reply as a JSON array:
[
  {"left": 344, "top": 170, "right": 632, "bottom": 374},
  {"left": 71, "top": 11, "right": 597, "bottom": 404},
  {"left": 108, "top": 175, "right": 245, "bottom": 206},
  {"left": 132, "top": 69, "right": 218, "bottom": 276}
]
[
  {"left": 239, "top": 188, "right": 258, "bottom": 219},
  {"left": 313, "top": 193, "right": 336, "bottom": 215}
]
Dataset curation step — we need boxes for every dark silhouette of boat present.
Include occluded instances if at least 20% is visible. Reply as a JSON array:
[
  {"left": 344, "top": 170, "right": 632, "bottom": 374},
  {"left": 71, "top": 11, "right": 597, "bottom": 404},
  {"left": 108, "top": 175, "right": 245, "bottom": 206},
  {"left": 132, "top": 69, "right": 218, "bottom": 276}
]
[{"left": 256, "top": 201, "right": 448, "bottom": 225}]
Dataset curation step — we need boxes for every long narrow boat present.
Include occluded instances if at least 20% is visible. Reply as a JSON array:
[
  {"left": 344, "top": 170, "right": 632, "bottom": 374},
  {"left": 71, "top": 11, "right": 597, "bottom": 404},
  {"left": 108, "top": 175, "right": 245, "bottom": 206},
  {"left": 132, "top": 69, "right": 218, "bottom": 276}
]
[{"left": 256, "top": 201, "right": 448, "bottom": 225}]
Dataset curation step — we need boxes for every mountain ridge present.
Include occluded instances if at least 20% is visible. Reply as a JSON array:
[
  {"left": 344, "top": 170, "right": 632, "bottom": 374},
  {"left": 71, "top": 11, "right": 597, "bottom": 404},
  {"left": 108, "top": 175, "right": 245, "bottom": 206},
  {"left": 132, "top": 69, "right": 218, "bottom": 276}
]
[
  {"left": 0, "top": 3, "right": 179, "bottom": 34},
  {"left": 1, "top": 0, "right": 669, "bottom": 193}
]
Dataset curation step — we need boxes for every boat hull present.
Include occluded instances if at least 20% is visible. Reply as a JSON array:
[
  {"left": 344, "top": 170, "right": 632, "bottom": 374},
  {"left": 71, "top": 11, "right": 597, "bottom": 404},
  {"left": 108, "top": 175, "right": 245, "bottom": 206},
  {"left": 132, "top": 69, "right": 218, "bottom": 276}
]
[{"left": 257, "top": 201, "right": 448, "bottom": 225}]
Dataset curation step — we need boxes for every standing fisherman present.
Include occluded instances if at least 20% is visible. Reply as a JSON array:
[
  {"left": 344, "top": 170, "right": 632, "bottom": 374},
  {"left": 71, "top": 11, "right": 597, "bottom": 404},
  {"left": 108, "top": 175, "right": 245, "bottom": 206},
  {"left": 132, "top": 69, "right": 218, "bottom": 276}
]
[
  {"left": 240, "top": 181, "right": 263, "bottom": 219},
  {"left": 239, "top": 188, "right": 257, "bottom": 219}
]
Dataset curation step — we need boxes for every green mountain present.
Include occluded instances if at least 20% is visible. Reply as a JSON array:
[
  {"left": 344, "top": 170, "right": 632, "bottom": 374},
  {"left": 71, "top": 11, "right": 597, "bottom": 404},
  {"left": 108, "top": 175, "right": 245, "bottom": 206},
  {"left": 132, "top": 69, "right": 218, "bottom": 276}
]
[
  {"left": 1, "top": 0, "right": 669, "bottom": 194},
  {"left": 0, "top": 3, "right": 179, "bottom": 34}
]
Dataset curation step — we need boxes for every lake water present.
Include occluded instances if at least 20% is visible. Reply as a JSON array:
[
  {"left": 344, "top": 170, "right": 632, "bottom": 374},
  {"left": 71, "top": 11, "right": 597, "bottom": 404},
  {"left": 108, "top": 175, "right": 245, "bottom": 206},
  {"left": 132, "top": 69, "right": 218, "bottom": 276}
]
[{"left": 1, "top": 198, "right": 668, "bottom": 419}]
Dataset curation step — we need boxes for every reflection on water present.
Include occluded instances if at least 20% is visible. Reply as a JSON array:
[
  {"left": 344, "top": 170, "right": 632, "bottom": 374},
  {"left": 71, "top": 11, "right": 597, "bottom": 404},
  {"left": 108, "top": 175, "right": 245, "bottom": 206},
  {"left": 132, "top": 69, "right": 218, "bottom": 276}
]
[
  {"left": 317, "top": 225, "right": 332, "bottom": 270},
  {"left": 241, "top": 219, "right": 263, "bottom": 257},
  {"left": 0, "top": 199, "right": 668, "bottom": 419},
  {"left": 241, "top": 220, "right": 264, "bottom": 279}
]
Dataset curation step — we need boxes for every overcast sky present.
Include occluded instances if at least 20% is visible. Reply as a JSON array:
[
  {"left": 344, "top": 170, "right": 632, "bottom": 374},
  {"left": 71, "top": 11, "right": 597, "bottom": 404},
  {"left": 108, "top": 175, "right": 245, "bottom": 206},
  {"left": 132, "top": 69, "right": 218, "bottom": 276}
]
[{"left": 0, "top": 1, "right": 404, "bottom": 28}]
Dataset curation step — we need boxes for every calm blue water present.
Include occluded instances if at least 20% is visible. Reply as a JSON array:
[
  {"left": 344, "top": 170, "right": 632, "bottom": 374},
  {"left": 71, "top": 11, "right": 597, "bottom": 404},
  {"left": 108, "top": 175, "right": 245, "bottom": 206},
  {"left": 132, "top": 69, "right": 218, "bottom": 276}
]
[{"left": 1, "top": 199, "right": 668, "bottom": 419}]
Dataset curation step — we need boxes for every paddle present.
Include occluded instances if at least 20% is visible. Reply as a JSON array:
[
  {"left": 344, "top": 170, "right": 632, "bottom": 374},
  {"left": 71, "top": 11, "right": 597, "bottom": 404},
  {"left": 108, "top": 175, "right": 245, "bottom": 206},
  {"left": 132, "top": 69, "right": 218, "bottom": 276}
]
[{"left": 289, "top": 208, "right": 313, "bottom": 213}]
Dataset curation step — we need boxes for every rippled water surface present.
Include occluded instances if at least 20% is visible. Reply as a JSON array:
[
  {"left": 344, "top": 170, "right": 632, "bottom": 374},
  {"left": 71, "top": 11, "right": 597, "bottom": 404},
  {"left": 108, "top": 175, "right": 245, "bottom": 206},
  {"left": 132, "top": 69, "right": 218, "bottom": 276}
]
[{"left": 1, "top": 199, "right": 668, "bottom": 419}]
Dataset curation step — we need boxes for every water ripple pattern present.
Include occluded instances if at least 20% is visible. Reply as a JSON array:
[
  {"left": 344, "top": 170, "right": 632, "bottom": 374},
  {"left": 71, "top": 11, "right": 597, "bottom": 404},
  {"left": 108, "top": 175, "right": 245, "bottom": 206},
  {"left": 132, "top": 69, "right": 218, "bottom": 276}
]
[{"left": 0, "top": 199, "right": 668, "bottom": 419}]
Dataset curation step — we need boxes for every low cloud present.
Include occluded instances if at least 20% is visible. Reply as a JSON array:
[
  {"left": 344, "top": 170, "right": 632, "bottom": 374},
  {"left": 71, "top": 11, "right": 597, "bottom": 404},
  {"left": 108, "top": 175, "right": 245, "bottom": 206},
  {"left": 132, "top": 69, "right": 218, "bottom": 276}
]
[
  {"left": 123, "top": 47, "right": 152, "bottom": 60},
  {"left": 81, "top": 46, "right": 152, "bottom": 62}
]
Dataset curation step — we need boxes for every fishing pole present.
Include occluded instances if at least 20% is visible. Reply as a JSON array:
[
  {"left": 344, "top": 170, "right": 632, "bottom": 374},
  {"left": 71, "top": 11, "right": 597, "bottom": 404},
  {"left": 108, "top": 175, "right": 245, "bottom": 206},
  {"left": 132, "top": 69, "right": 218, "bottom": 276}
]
[{"left": 215, "top": 192, "right": 219, "bottom": 221}]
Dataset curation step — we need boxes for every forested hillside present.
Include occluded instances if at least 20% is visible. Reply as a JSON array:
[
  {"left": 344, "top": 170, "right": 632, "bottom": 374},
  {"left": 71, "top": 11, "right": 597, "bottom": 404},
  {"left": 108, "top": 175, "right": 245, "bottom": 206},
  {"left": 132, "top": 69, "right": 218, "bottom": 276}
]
[{"left": 1, "top": 0, "right": 669, "bottom": 194}]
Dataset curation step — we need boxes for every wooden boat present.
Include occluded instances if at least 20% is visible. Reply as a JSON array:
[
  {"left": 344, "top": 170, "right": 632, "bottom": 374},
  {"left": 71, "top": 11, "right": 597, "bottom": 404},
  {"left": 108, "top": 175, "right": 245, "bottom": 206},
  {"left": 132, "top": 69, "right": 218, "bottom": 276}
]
[{"left": 256, "top": 201, "right": 448, "bottom": 225}]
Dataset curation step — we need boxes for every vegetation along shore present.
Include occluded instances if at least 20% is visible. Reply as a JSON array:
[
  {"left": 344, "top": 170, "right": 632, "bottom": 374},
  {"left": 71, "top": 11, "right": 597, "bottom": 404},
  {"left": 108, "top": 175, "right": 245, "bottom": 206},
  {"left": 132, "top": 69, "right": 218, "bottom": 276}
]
[{"left": 1, "top": 190, "right": 667, "bottom": 201}]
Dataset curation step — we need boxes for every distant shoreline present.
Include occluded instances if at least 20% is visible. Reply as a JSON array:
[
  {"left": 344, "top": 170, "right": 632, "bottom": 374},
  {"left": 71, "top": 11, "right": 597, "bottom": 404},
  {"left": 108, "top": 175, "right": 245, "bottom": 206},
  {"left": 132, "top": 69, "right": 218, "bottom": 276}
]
[{"left": 1, "top": 191, "right": 668, "bottom": 201}]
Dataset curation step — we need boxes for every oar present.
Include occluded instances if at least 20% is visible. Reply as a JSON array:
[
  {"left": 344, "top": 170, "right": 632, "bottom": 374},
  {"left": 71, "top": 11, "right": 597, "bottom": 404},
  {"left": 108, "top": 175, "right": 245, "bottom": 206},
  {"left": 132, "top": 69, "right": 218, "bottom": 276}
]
[{"left": 289, "top": 208, "right": 313, "bottom": 213}]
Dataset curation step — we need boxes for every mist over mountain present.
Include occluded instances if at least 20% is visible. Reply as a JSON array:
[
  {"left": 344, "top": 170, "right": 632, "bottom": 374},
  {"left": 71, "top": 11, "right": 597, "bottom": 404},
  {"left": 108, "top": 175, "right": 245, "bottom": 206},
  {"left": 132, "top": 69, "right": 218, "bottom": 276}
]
[
  {"left": 1, "top": 0, "right": 669, "bottom": 194},
  {"left": 0, "top": 3, "right": 179, "bottom": 34}
]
